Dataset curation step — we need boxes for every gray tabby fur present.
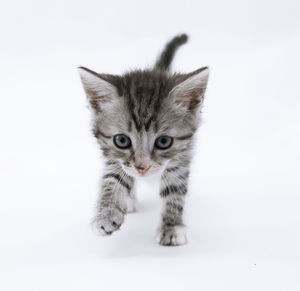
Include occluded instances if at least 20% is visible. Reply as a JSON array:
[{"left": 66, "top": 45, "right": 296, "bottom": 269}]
[{"left": 78, "top": 34, "right": 209, "bottom": 246}]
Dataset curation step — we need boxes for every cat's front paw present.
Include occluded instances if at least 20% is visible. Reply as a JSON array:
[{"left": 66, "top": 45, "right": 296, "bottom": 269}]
[
  {"left": 93, "top": 206, "right": 126, "bottom": 235},
  {"left": 157, "top": 225, "right": 187, "bottom": 246}
]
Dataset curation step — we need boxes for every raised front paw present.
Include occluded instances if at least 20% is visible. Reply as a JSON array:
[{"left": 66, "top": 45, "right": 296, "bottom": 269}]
[
  {"left": 93, "top": 206, "right": 126, "bottom": 235},
  {"left": 157, "top": 225, "right": 187, "bottom": 246}
]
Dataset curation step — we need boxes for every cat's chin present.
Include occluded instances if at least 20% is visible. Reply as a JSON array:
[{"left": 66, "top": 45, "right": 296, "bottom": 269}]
[{"left": 134, "top": 171, "right": 162, "bottom": 180}]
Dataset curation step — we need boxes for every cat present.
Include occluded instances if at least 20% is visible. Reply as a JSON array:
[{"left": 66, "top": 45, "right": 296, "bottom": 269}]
[{"left": 78, "top": 34, "right": 209, "bottom": 246}]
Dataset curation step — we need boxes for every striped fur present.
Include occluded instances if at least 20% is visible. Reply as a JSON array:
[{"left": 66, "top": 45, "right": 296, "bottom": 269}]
[
  {"left": 79, "top": 34, "right": 209, "bottom": 245},
  {"left": 93, "top": 160, "right": 135, "bottom": 235}
]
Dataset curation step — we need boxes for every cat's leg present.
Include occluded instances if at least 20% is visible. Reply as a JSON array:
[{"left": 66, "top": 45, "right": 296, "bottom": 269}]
[
  {"left": 157, "top": 166, "right": 189, "bottom": 246},
  {"left": 93, "top": 160, "right": 134, "bottom": 235}
]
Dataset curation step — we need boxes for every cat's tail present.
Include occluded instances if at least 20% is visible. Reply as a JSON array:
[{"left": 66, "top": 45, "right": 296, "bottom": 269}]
[{"left": 155, "top": 34, "right": 188, "bottom": 71}]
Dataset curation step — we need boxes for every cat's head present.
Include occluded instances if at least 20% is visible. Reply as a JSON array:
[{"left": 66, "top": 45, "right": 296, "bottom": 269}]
[{"left": 78, "top": 67, "right": 209, "bottom": 178}]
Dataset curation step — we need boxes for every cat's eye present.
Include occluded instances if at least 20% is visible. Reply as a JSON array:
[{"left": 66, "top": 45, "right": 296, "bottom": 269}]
[
  {"left": 113, "top": 134, "right": 132, "bottom": 149},
  {"left": 154, "top": 136, "right": 173, "bottom": 149}
]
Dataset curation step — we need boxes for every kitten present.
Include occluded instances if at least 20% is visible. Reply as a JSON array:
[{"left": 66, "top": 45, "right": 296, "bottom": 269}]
[{"left": 78, "top": 34, "right": 209, "bottom": 246}]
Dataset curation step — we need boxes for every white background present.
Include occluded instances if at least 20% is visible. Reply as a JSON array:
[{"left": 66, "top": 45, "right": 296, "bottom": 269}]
[{"left": 1, "top": 0, "right": 300, "bottom": 290}]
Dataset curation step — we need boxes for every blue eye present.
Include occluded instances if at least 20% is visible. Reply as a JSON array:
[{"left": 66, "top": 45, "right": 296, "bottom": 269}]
[
  {"left": 113, "top": 134, "right": 131, "bottom": 149},
  {"left": 155, "top": 136, "right": 173, "bottom": 149}
]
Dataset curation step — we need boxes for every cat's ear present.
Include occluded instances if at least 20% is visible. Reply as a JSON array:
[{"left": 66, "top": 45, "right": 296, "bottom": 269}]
[
  {"left": 78, "top": 67, "right": 119, "bottom": 111},
  {"left": 170, "top": 67, "right": 209, "bottom": 111}
]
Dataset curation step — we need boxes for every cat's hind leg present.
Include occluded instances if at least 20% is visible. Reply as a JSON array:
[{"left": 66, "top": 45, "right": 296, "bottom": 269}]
[{"left": 126, "top": 185, "right": 137, "bottom": 213}]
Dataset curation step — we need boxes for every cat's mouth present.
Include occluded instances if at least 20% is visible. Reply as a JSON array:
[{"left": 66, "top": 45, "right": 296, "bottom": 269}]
[{"left": 122, "top": 164, "right": 165, "bottom": 179}]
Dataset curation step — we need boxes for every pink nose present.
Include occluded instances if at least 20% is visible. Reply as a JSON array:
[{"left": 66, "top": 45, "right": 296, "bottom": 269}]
[{"left": 134, "top": 165, "right": 151, "bottom": 175}]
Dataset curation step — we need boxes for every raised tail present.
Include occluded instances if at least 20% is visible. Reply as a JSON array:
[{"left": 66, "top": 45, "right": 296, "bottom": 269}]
[{"left": 155, "top": 34, "right": 188, "bottom": 71}]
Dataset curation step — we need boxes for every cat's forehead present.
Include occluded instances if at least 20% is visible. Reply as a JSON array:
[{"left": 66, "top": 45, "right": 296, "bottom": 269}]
[
  {"left": 120, "top": 71, "right": 176, "bottom": 132},
  {"left": 122, "top": 71, "right": 175, "bottom": 101},
  {"left": 99, "top": 70, "right": 194, "bottom": 134}
]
